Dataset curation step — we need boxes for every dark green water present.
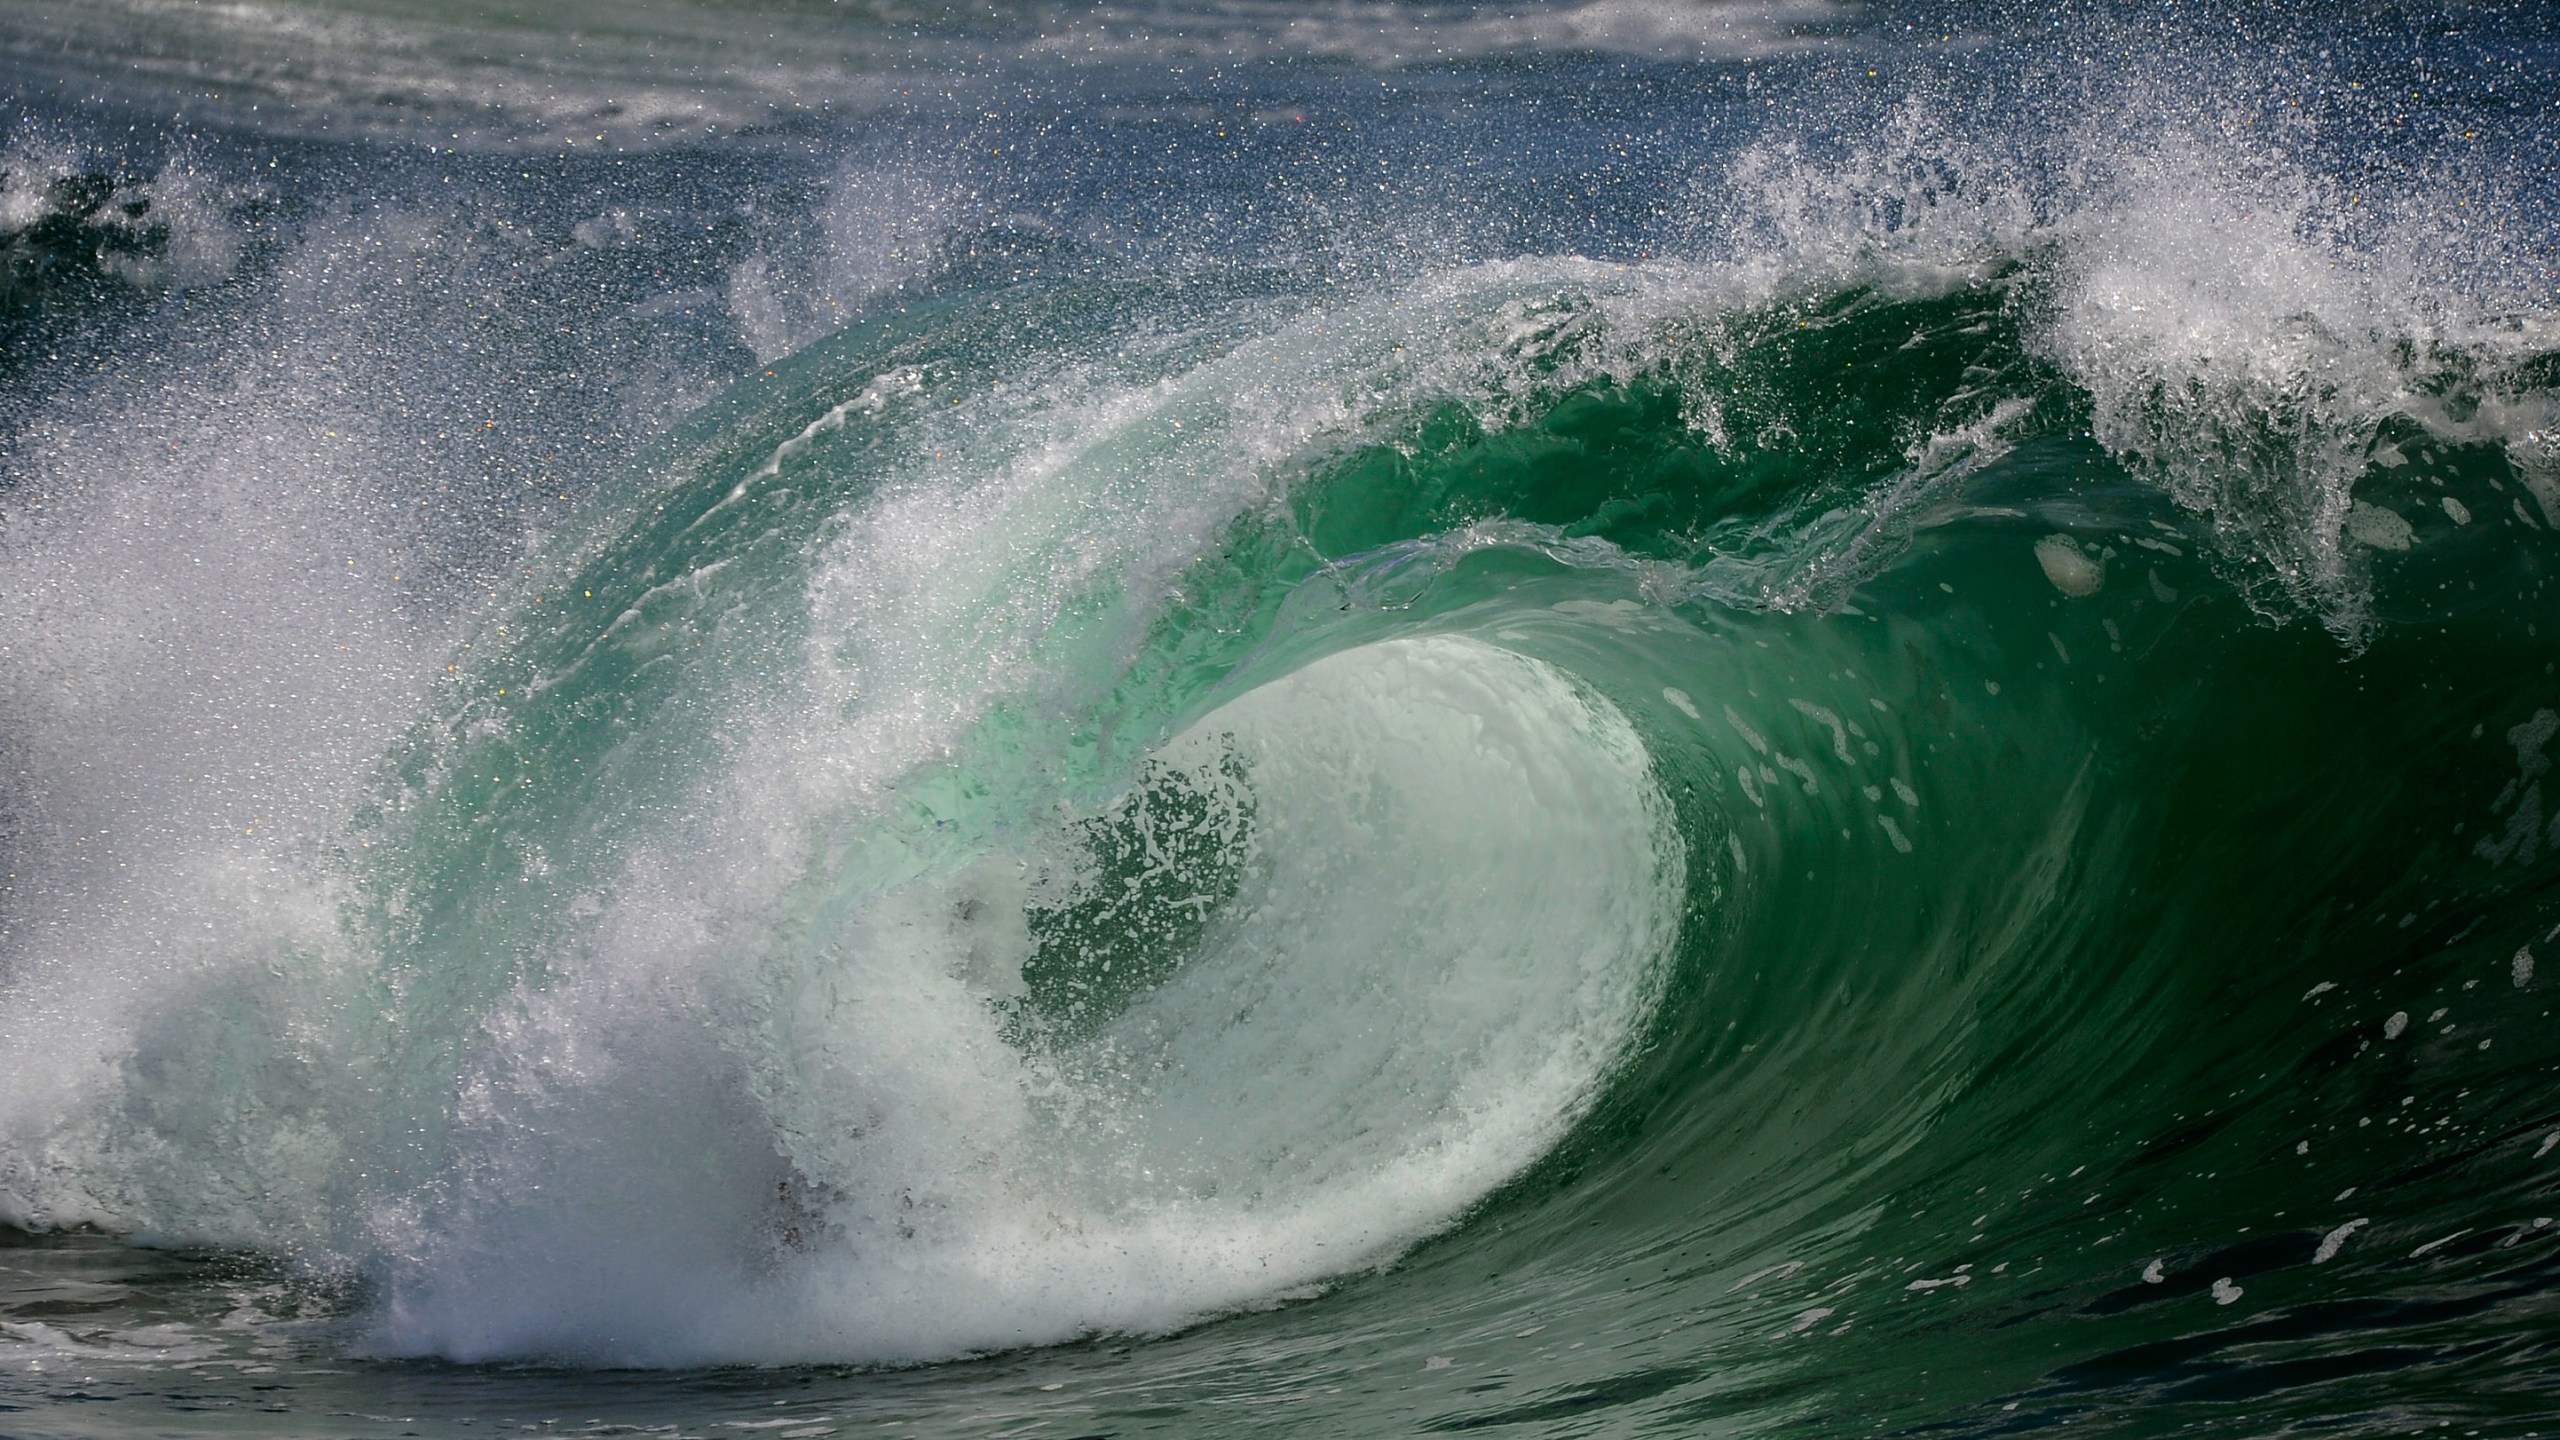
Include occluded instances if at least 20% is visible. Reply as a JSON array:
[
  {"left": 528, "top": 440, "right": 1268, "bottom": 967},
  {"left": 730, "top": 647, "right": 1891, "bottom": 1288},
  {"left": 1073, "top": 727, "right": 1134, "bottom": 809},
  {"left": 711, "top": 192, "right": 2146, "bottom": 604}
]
[{"left": 4, "top": 3, "right": 2560, "bottom": 1435}]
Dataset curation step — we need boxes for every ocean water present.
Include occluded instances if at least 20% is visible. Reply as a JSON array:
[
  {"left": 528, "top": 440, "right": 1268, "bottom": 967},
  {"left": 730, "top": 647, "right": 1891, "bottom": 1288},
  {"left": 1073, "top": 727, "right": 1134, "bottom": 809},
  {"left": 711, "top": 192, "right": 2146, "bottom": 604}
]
[{"left": 3, "top": 1, "right": 2560, "bottom": 1434}]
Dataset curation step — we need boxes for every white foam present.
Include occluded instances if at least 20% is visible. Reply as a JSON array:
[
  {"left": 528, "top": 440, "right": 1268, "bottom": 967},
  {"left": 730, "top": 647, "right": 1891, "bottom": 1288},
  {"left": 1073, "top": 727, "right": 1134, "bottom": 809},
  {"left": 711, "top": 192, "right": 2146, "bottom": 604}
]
[
  {"left": 2313, "top": 1217, "right": 2367, "bottom": 1264},
  {"left": 0, "top": 218, "right": 458, "bottom": 1244},
  {"left": 0, "top": 143, "right": 244, "bottom": 294},
  {"left": 2034, "top": 535, "right": 2105, "bottom": 597},
  {"left": 728, "top": 164, "right": 983, "bottom": 364},
  {"left": 1690, "top": 72, "right": 2560, "bottom": 638},
  {"left": 8, "top": 62, "right": 2549, "bottom": 1362},
  {"left": 0, "top": 0, "right": 910, "bottom": 148},
  {"left": 1035, "top": 0, "right": 1844, "bottom": 66},
  {"left": 374, "top": 636, "right": 1680, "bottom": 1364},
  {"left": 335, "top": 263, "right": 1711, "bottom": 1364}
]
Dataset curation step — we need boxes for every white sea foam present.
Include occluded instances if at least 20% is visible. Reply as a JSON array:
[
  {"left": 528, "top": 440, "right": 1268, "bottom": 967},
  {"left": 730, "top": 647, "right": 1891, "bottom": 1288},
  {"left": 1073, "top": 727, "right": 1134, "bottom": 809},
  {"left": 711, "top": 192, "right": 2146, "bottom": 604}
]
[
  {"left": 352, "top": 266, "right": 1700, "bottom": 1362},
  {"left": 0, "top": 0, "right": 908, "bottom": 148},
  {"left": 369, "top": 635, "right": 1678, "bottom": 1364},
  {"left": 1032, "top": 0, "right": 1844, "bottom": 67},
  {"left": 0, "top": 262, "right": 449, "bottom": 1249},
  {"left": 0, "top": 0, "right": 1838, "bottom": 149},
  {"left": 1685, "top": 67, "right": 2560, "bottom": 638},
  {"left": 2, "top": 45, "right": 2551, "bottom": 1368},
  {"left": 0, "top": 191, "right": 742, "bottom": 1249}
]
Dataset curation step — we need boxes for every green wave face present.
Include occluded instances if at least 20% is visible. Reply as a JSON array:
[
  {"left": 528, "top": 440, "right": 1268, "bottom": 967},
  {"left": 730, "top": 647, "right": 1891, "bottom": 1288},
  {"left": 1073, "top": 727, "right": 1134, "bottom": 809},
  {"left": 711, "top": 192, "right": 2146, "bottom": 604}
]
[
  {"left": 8, "top": 211, "right": 2560, "bottom": 1428},
  {"left": 115, "top": 247, "right": 2549, "bottom": 1417}
]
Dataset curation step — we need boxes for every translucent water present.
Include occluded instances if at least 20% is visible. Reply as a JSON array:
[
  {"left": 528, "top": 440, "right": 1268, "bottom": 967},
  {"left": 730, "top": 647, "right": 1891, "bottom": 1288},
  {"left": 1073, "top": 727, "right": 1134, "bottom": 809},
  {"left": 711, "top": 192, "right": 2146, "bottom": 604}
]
[{"left": 5, "top": 3, "right": 2560, "bottom": 1435}]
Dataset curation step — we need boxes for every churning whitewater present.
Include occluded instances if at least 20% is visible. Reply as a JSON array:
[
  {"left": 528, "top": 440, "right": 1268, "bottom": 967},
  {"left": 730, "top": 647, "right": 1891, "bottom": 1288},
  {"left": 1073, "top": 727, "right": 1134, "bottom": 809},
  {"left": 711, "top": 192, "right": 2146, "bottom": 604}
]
[{"left": 4, "top": 2, "right": 2560, "bottom": 1435}]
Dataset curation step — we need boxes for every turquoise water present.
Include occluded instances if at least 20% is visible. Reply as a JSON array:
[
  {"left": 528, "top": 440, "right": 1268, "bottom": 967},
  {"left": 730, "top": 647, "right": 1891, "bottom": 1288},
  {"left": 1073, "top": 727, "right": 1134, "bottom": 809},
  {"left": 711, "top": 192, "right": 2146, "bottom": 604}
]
[{"left": 5, "top": 3, "right": 2560, "bottom": 1434}]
